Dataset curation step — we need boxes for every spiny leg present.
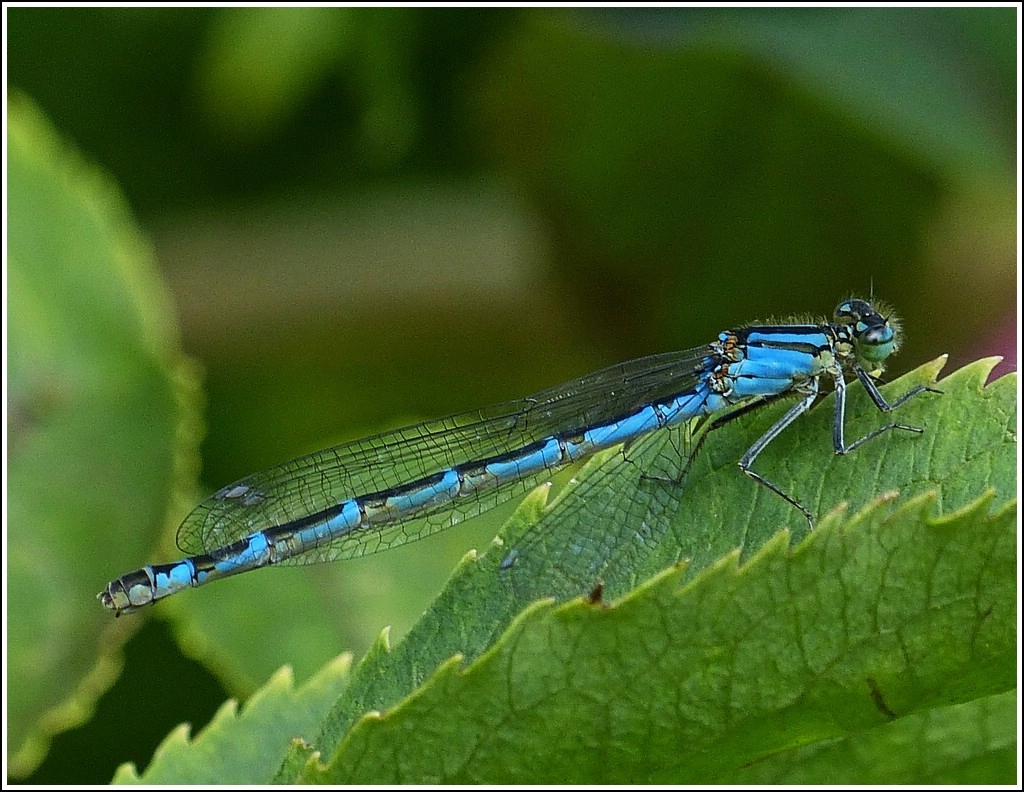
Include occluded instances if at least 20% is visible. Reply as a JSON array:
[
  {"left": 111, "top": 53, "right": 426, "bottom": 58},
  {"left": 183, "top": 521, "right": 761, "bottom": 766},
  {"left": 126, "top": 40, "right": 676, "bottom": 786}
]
[{"left": 834, "top": 366, "right": 939, "bottom": 455}]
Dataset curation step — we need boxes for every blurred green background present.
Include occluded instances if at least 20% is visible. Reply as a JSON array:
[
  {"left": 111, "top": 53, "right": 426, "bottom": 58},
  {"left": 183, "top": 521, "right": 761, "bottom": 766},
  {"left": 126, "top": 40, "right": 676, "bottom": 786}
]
[{"left": 6, "top": 6, "right": 1016, "bottom": 784}]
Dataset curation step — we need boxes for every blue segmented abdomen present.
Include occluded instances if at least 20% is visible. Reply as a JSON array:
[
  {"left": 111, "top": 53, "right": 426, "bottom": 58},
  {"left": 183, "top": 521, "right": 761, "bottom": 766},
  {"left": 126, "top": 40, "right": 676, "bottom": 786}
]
[
  {"left": 98, "top": 376, "right": 732, "bottom": 615},
  {"left": 100, "top": 299, "right": 925, "bottom": 616}
]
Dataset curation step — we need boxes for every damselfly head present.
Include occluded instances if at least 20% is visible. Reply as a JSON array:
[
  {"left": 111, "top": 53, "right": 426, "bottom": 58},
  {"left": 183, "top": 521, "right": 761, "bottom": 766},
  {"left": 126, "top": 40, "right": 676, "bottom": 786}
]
[{"left": 834, "top": 298, "right": 902, "bottom": 367}]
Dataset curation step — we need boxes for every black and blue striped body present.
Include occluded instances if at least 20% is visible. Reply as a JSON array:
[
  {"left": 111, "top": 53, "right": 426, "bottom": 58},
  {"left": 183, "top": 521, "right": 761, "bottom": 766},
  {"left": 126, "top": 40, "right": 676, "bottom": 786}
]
[{"left": 100, "top": 298, "right": 930, "bottom": 614}]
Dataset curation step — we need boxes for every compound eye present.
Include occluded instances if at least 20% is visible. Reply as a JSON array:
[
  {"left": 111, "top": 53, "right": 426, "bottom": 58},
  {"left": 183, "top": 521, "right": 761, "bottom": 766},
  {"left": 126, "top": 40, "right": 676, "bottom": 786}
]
[
  {"left": 858, "top": 321, "right": 896, "bottom": 362},
  {"left": 863, "top": 324, "right": 890, "bottom": 344}
]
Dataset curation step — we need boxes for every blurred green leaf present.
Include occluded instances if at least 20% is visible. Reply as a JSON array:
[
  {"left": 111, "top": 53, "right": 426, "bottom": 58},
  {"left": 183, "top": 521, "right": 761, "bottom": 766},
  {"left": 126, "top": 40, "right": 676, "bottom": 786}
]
[
  {"left": 197, "top": 7, "right": 352, "bottom": 144},
  {"left": 6, "top": 93, "right": 201, "bottom": 776},
  {"left": 469, "top": 10, "right": 1014, "bottom": 366},
  {"left": 695, "top": 8, "right": 1013, "bottom": 178}
]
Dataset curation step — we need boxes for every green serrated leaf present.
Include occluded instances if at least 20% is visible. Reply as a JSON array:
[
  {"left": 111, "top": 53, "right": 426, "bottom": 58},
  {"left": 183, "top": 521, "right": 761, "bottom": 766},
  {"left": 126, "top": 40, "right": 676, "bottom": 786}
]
[
  {"left": 112, "top": 655, "right": 351, "bottom": 784},
  {"left": 6, "top": 92, "right": 202, "bottom": 777},
  {"left": 310, "top": 357, "right": 1015, "bottom": 757},
  {"left": 302, "top": 490, "right": 1014, "bottom": 784},
  {"left": 114, "top": 355, "right": 1014, "bottom": 784}
]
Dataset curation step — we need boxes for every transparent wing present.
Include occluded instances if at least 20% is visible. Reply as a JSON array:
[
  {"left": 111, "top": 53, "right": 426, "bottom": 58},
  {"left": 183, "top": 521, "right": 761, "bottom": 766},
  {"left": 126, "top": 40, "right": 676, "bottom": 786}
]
[{"left": 177, "top": 345, "right": 719, "bottom": 563}]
